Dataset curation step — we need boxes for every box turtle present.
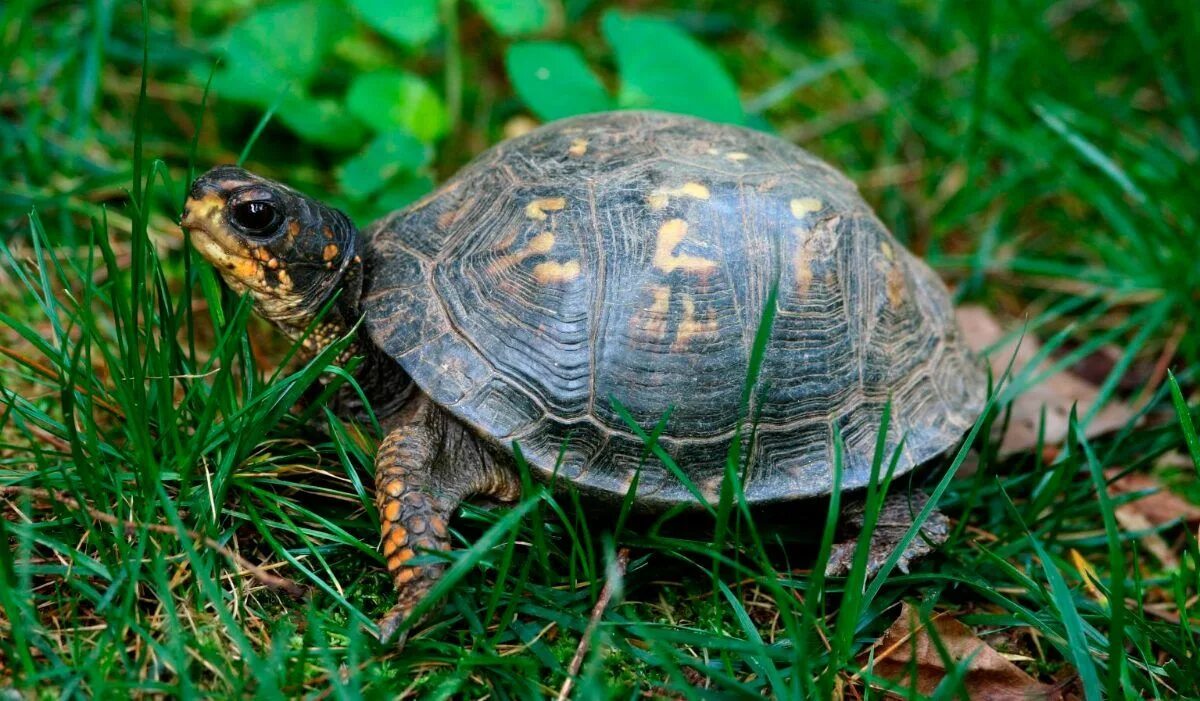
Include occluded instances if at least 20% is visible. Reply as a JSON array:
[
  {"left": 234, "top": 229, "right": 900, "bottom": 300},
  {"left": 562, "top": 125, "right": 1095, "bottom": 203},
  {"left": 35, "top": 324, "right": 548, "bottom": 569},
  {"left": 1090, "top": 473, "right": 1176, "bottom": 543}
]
[{"left": 182, "top": 110, "right": 986, "bottom": 644}]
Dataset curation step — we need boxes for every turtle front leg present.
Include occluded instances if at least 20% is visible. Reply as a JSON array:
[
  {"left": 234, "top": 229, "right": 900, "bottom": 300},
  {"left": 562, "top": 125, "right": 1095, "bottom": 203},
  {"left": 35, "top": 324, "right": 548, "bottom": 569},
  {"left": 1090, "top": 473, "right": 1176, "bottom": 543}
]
[
  {"left": 824, "top": 491, "right": 949, "bottom": 577},
  {"left": 374, "top": 395, "right": 521, "bottom": 646}
]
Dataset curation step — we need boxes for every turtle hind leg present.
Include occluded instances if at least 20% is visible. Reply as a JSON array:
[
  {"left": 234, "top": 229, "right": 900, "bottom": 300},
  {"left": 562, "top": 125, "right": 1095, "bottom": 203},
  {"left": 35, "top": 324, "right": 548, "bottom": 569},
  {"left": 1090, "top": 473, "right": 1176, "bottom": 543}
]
[
  {"left": 374, "top": 395, "right": 521, "bottom": 646},
  {"left": 823, "top": 491, "right": 949, "bottom": 578}
]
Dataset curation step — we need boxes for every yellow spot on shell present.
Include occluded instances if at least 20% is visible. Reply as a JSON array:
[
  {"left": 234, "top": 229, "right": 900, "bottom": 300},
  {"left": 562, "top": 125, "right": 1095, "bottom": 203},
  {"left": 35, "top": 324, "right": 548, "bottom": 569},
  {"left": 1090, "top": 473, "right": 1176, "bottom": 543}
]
[
  {"left": 526, "top": 231, "right": 555, "bottom": 254},
  {"left": 653, "top": 219, "right": 717, "bottom": 274},
  {"left": 794, "top": 235, "right": 814, "bottom": 298},
  {"left": 323, "top": 244, "right": 339, "bottom": 261},
  {"left": 648, "top": 182, "right": 711, "bottom": 210},
  {"left": 489, "top": 231, "right": 558, "bottom": 275},
  {"left": 792, "top": 215, "right": 840, "bottom": 298},
  {"left": 725, "top": 152, "right": 749, "bottom": 161},
  {"left": 672, "top": 295, "right": 719, "bottom": 351},
  {"left": 880, "top": 241, "right": 895, "bottom": 261},
  {"left": 886, "top": 263, "right": 905, "bottom": 309},
  {"left": 568, "top": 138, "right": 588, "bottom": 156},
  {"left": 790, "top": 198, "right": 823, "bottom": 219},
  {"left": 525, "top": 197, "right": 567, "bottom": 220},
  {"left": 533, "top": 260, "right": 581, "bottom": 284},
  {"left": 641, "top": 285, "right": 672, "bottom": 339}
]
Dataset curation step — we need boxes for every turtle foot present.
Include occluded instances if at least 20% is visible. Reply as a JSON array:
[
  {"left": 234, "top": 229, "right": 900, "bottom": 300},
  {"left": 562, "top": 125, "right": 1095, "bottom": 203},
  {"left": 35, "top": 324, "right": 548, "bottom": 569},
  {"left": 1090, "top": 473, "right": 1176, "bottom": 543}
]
[{"left": 824, "top": 491, "right": 949, "bottom": 577}]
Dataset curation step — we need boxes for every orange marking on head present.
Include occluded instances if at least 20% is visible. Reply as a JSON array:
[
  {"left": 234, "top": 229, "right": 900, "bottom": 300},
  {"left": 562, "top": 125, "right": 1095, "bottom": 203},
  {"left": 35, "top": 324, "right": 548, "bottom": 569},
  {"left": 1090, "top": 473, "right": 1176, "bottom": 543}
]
[
  {"left": 323, "top": 243, "right": 339, "bottom": 261},
  {"left": 653, "top": 219, "right": 717, "bottom": 273},
  {"left": 525, "top": 197, "right": 567, "bottom": 220}
]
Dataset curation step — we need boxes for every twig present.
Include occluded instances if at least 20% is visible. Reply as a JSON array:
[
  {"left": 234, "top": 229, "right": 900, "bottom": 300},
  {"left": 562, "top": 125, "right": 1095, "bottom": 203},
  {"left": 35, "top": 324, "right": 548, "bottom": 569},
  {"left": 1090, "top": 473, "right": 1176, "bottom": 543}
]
[
  {"left": 556, "top": 548, "right": 630, "bottom": 701},
  {"left": 0, "top": 486, "right": 306, "bottom": 598}
]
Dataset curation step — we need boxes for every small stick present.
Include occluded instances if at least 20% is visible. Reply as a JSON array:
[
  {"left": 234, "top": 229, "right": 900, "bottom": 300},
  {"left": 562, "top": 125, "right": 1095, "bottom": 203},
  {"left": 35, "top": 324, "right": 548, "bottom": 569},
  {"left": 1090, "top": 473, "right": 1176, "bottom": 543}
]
[
  {"left": 0, "top": 486, "right": 306, "bottom": 598},
  {"left": 557, "top": 548, "right": 630, "bottom": 701}
]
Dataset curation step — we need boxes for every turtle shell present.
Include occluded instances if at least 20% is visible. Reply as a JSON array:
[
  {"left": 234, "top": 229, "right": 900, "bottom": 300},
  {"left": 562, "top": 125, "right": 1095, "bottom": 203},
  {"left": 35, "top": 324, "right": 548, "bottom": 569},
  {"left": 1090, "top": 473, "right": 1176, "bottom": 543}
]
[{"left": 362, "top": 111, "right": 985, "bottom": 508}]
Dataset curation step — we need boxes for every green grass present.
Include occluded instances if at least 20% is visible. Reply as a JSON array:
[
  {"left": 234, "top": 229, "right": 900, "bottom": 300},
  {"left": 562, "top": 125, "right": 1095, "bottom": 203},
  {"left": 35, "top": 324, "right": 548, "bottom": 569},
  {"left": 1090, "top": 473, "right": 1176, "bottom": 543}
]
[{"left": 3, "top": 0, "right": 1200, "bottom": 697}]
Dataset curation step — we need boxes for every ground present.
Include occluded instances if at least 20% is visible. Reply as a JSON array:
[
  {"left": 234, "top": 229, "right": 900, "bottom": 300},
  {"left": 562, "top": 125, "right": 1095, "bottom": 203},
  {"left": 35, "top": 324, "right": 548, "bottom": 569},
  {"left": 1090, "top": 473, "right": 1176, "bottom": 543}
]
[{"left": 1, "top": 0, "right": 1198, "bottom": 698}]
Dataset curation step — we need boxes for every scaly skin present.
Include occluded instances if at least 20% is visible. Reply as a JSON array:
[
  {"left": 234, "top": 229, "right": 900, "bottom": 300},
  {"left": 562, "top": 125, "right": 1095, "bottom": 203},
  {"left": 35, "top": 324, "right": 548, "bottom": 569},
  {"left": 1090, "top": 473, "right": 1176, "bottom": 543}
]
[
  {"left": 373, "top": 394, "right": 521, "bottom": 644},
  {"left": 824, "top": 491, "right": 950, "bottom": 577}
]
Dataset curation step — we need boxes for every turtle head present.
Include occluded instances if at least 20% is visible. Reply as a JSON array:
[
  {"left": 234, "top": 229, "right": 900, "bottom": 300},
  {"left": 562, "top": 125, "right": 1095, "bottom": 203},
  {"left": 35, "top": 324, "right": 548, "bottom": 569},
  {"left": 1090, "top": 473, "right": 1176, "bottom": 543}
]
[{"left": 181, "top": 165, "right": 364, "bottom": 355}]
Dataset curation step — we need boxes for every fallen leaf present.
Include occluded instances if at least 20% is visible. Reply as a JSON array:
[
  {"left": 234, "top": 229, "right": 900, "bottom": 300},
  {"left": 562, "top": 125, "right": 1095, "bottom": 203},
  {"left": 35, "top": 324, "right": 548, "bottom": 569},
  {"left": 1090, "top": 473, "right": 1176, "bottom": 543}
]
[
  {"left": 955, "top": 305, "right": 1135, "bottom": 455},
  {"left": 860, "top": 602, "right": 1060, "bottom": 701},
  {"left": 1112, "top": 507, "right": 1178, "bottom": 569},
  {"left": 1104, "top": 469, "right": 1200, "bottom": 570},
  {"left": 1104, "top": 469, "right": 1200, "bottom": 526}
]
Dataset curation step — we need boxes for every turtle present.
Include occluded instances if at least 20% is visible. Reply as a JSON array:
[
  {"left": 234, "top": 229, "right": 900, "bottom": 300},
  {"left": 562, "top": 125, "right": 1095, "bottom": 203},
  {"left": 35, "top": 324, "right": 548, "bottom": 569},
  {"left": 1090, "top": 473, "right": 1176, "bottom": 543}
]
[{"left": 181, "top": 110, "right": 986, "bottom": 644}]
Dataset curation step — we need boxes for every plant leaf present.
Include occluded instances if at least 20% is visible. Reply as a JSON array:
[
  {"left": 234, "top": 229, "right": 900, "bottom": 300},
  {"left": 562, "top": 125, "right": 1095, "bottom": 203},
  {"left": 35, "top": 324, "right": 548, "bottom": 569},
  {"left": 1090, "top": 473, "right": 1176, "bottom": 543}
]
[
  {"left": 600, "top": 11, "right": 743, "bottom": 124},
  {"left": 346, "top": 70, "right": 448, "bottom": 142},
  {"left": 468, "top": 0, "right": 550, "bottom": 37},
  {"left": 338, "top": 130, "right": 430, "bottom": 200},
  {"left": 862, "top": 603, "right": 1060, "bottom": 700},
  {"left": 954, "top": 305, "right": 1135, "bottom": 455},
  {"left": 277, "top": 94, "right": 368, "bottom": 149},
  {"left": 211, "top": 0, "right": 351, "bottom": 105},
  {"left": 352, "top": 0, "right": 440, "bottom": 47},
  {"left": 506, "top": 42, "right": 613, "bottom": 121}
]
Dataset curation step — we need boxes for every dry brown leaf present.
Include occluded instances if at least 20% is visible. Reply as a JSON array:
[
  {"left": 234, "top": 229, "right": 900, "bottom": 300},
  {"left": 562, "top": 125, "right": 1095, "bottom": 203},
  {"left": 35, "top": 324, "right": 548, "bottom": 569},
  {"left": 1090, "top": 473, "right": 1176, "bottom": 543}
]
[
  {"left": 1105, "top": 469, "right": 1200, "bottom": 526},
  {"left": 1112, "top": 507, "right": 1179, "bottom": 569},
  {"left": 955, "top": 305, "right": 1135, "bottom": 455},
  {"left": 860, "top": 602, "right": 1060, "bottom": 701}
]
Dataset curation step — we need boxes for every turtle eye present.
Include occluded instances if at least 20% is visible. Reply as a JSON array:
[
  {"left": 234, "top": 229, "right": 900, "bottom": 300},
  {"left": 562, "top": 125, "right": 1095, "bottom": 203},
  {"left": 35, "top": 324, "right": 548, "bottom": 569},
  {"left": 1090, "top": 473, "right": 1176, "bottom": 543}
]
[{"left": 231, "top": 200, "right": 282, "bottom": 237}]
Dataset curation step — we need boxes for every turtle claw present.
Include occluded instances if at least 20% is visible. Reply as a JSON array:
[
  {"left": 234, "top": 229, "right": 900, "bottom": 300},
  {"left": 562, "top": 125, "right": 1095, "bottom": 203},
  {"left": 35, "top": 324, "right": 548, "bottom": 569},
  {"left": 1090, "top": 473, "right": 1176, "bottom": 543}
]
[
  {"left": 823, "top": 491, "right": 949, "bottom": 578},
  {"left": 377, "top": 606, "right": 411, "bottom": 649}
]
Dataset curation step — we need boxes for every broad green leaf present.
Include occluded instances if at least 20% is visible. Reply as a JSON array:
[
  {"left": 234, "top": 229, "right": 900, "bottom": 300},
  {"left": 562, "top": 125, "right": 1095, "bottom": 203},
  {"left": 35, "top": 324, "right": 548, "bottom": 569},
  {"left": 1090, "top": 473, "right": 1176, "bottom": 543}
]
[
  {"left": 338, "top": 130, "right": 430, "bottom": 200},
  {"left": 601, "top": 11, "right": 743, "bottom": 124},
  {"left": 346, "top": 71, "right": 448, "bottom": 142},
  {"left": 352, "top": 0, "right": 440, "bottom": 47},
  {"left": 277, "top": 95, "right": 368, "bottom": 149},
  {"left": 469, "top": 0, "right": 550, "bottom": 36},
  {"left": 506, "top": 42, "right": 613, "bottom": 120},
  {"left": 211, "top": 0, "right": 352, "bottom": 105}
]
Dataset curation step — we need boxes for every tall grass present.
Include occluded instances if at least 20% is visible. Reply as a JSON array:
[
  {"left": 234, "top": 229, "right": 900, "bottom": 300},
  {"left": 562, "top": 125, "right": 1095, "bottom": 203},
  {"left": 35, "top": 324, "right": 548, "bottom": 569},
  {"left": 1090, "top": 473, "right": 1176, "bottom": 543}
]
[{"left": 1, "top": 0, "right": 1199, "bottom": 697}]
